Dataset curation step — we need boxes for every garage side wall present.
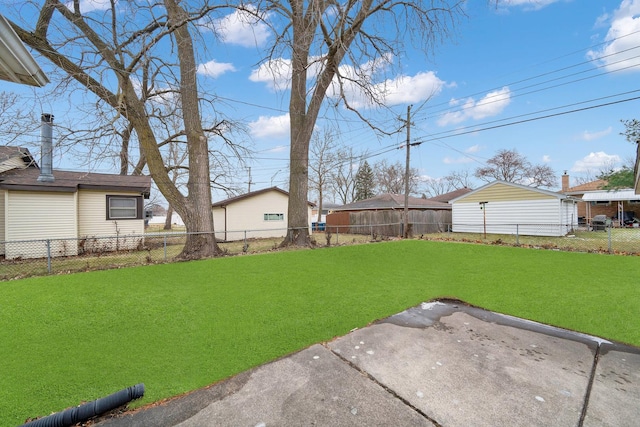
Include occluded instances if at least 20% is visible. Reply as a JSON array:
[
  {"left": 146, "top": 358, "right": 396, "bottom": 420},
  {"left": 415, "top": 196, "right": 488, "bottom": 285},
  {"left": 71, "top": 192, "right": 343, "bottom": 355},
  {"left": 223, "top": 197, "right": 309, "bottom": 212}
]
[
  {"left": 5, "top": 190, "right": 78, "bottom": 259},
  {"left": 78, "top": 190, "right": 145, "bottom": 253},
  {"left": 452, "top": 199, "right": 569, "bottom": 236},
  {"left": 225, "top": 191, "right": 289, "bottom": 240},
  {"left": 0, "top": 190, "right": 5, "bottom": 255}
]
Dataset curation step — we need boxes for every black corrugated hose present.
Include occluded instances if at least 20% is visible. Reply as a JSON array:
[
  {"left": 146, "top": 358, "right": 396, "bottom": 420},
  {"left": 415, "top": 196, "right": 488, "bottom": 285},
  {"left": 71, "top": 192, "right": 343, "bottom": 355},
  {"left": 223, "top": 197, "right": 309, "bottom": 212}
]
[{"left": 21, "top": 383, "right": 145, "bottom": 427}]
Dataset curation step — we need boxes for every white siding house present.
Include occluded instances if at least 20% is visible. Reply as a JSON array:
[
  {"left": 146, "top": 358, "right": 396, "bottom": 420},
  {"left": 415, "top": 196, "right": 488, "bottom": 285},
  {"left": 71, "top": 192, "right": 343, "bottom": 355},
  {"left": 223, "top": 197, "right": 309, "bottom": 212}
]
[
  {"left": 212, "top": 187, "right": 314, "bottom": 241},
  {"left": 450, "top": 180, "right": 578, "bottom": 237},
  {"left": 0, "top": 147, "right": 151, "bottom": 259}
]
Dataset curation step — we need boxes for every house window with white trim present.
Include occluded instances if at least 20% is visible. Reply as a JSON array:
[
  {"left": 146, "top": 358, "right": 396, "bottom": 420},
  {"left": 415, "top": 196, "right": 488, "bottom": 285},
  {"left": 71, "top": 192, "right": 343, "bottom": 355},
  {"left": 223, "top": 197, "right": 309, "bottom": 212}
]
[
  {"left": 264, "top": 213, "right": 284, "bottom": 221},
  {"left": 106, "top": 195, "right": 143, "bottom": 220}
]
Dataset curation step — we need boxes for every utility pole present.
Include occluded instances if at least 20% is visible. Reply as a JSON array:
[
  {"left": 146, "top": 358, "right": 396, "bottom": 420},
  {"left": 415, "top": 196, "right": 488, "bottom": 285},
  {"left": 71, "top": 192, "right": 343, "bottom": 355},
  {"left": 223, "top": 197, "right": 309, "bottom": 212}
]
[
  {"left": 247, "top": 167, "right": 252, "bottom": 192},
  {"left": 403, "top": 105, "right": 412, "bottom": 238}
]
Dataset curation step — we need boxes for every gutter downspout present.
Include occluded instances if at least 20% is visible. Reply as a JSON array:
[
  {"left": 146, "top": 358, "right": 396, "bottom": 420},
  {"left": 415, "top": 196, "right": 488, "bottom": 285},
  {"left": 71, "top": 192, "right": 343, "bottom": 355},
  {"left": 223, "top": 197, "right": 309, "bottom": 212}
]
[{"left": 223, "top": 205, "right": 227, "bottom": 242}]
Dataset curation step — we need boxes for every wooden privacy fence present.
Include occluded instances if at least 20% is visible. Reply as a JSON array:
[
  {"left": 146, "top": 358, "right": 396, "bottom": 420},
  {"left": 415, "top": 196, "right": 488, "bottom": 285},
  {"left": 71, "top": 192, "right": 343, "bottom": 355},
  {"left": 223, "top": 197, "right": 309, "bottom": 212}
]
[{"left": 327, "top": 210, "right": 452, "bottom": 236}]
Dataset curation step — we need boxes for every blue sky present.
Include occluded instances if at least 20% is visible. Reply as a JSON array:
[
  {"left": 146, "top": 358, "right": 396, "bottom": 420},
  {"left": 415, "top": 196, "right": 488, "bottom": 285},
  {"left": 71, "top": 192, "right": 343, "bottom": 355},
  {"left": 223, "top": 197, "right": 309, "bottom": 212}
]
[
  {"left": 4, "top": 0, "right": 640, "bottom": 201},
  {"left": 199, "top": 0, "right": 640, "bottom": 197}
]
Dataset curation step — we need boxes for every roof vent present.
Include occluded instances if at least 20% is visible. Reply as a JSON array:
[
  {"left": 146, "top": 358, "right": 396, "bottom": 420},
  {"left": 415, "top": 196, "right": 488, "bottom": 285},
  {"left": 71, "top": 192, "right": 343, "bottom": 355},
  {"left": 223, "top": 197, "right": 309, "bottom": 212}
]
[{"left": 37, "top": 113, "right": 54, "bottom": 183}]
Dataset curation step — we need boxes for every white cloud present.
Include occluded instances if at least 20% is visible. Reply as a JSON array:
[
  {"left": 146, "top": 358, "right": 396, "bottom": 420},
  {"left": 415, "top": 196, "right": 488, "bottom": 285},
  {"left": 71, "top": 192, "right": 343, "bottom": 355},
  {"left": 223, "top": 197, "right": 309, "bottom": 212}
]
[
  {"left": 571, "top": 151, "right": 621, "bottom": 173},
  {"left": 249, "top": 114, "right": 290, "bottom": 139},
  {"left": 197, "top": 60, "right": 236, "bottom": 78},
  {"left": 442, "top": 144, "right": 483, "bottom": 165},
  {"left": 250, "top": 53, "right": 447, "bottom": 108},
  {"left": 501, "top": 0, "right": 562, "bottom": 11},
  {"left": 66, "top": 0, "right": 113, "bottom": 13},
  {"left": 578, "top": 126, "right": 613, "bottom": 141},
  {"left": 344, "top": 71, "right": 447, "bottom": 109},
  {"left": 437, "top": 87, "right": 512, "bottom": 126},
  {"left": 249, "top": 58, "right": 293, "bottom": 91},
  {"left": 587, "top": 0, "right": 640, "bottom": 73},
  {"left": 542, "top": 155, "right": 551, "bottom": 163},
  {"left": 209, "top": 7, "right": 270, "bottom": 47},
  {"left": 465, "top": 144, "right": 482, "bottom": 154}
]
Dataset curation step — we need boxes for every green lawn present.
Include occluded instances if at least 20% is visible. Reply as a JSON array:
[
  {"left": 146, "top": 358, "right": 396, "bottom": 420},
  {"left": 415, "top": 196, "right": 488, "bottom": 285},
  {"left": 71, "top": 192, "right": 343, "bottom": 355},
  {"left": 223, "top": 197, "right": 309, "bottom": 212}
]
[{"left": 2, "top": 240, "right": 639, "bottom": 425}]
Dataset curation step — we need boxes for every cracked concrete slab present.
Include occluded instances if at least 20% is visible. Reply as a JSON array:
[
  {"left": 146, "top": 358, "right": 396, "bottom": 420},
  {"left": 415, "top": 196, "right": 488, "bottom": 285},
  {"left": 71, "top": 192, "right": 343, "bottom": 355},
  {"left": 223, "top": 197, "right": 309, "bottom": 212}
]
[
  {"left": 329, "top": 309, "right": 596, "bottom": 427},
  {"left": 96, "top": 301, "right": 640, "bottom": 427},
  {"left": 583, "top": 344, "right": 640, "bottom": 427},
  {"left": 174, "top": 344, "right": 434, "bottom": 427}
]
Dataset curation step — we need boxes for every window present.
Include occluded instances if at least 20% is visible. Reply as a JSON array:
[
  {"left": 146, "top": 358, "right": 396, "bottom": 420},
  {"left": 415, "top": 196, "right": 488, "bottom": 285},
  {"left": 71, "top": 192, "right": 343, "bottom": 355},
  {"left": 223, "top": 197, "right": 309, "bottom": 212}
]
[
  {"left": 591, "top": 201, "right": 610, "bottom": 206},
  {"left": 264, "top": 213, "right": 284, "bottom": 221},
  {"left": 630, "top": 200, "right": 640, "bottom": 205},
  {"left": 106, "top": 195, "right": 143, "bottom": 220}
]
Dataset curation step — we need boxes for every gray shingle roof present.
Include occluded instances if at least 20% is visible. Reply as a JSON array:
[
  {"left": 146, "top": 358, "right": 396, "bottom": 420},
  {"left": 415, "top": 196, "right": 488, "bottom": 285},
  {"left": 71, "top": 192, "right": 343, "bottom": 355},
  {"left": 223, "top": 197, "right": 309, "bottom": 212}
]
[
  {"left": 212, "top": 186, "right": 315, "bottom": 207},
  {"left": 426, "top": 187, "right": 473, "bottom": 203},
  {"left": 333, "top": 193, "right": 450, "bottom": 211},
  {"left": 0, "top": 165, "right": 151, "bottom": 196}
]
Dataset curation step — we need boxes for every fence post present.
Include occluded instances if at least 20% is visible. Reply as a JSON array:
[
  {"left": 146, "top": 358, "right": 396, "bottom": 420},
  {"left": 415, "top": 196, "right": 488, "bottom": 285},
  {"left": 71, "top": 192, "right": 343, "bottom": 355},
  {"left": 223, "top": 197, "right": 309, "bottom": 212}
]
[
  {"left": 163, "top": 235, "right": 167, "bottom": 261},
  {"left": 516, "top": 224, "right": 519, "bottom": 246},
  {"left": 608, "top": 225, "right": 612, "bottom": 253},
  {"left": 46, "top": 239, "right": 52, "bottom": 274},
  {"left": 336, "top": 227, "right": 339, "bottom": 244}
]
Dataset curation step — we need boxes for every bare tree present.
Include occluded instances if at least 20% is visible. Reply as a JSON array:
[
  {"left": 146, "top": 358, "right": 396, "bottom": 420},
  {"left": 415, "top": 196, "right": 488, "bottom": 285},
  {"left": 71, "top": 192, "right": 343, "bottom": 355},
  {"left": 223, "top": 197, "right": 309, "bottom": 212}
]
[
  {"left": 330, "top": 147, "right": 359, "bottom": 205},
  {"left": 445, "top": 169, "right": 474, "bottom": 189},
  {"left": 374, "top": 159, "right": 419, "bottom": 194},
  {"left": 251, "top": 1, "right": 464, "bottom": 246},
  {"left": 474, "top": 149, "right": 556, "bottom": 188},
  {"left": 10, "top": 0, "right": 241, "bottom": 259},
  {"left": 309, "top": 128, "right": 340, "bottom": 222},
  {"left": 421, "top": 177, "right": 454, "bottom": 198}
]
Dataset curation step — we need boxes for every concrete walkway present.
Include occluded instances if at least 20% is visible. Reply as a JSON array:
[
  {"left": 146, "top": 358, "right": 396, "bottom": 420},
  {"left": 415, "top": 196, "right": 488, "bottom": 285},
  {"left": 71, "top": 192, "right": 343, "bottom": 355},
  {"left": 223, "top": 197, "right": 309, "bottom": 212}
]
[{"left": 97, "top": 300, "right": 640, "bottom": 426}]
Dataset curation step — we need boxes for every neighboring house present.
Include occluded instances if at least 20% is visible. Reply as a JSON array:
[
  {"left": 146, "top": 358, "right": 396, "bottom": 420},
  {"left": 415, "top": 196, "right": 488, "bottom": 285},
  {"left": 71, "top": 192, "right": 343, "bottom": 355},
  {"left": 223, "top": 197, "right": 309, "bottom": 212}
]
[
  {"left": 425, "top": 187, "right": 473, "bottom": 204},
  {"left": 311, "top": 202, "right": 340, "bottom": 225},
  {"left": 561, "top": 173, "right": 640, "bottom": 226},
  {"left": 326, "top": 193, "right": 452, "bottom": 235},
  {"left": 634, "top": 142, "right": 640, "bottom": 195},
  {"left": 450, "top": 180, "right": 578, "bottom": 237},
  {"left": 0, "top": 146, "right": 151, "bottom": 259},
  {"left": 212, "top": 187, "right": 314, "bottom": 241},
  {"left": 560, "top": 173, "right": 607, "bottom": 224}
]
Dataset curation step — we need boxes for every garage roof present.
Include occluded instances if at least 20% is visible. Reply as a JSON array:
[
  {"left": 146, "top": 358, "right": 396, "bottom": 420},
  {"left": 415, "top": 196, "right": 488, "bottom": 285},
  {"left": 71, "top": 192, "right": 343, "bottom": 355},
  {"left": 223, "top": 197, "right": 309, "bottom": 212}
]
[{"left": 582, "top": 189, "right": 640, "bottom": 202}]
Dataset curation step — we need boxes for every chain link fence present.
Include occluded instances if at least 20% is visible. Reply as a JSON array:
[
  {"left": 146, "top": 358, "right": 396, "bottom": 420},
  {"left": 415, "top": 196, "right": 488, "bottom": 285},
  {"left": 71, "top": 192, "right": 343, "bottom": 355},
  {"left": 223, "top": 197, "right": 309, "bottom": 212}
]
[{"left": 1, "top": 222, "right": 638, "bottom": 281}]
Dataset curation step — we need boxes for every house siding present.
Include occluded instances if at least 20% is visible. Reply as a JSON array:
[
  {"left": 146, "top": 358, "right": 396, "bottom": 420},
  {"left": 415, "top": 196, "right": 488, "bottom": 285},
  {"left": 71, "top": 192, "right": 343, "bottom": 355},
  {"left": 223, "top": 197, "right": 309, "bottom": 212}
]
[
  {"left": 212, "top": 189, "right": 313, "bottom": 241},
  {"left": 0, "top": 190, "right": 5, "bottom": 255},
  {"left": 214, "top": 191, "right": 290, "bottom": 241},
  {"left": 456, "top": 182, "right": 556, "bottom": 203},
  {"left": 78, "top": 190, "right": 144, "bottom": 253},
  {"left": 0, "top": 157, "right": 27, "bottom": 174},
  {"left": 453, "top": 199, "right": 571, "bottom": 236},
  {"left": 4, "top": 190, "right": 78, "bottom": 258}
]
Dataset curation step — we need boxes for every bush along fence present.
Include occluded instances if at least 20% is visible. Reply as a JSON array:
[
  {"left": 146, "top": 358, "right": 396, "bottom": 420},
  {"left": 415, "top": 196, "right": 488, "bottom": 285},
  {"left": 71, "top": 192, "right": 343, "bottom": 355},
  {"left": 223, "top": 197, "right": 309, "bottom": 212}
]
[{"left": 1, "top": 222, "right": 639, "bottom": 281}]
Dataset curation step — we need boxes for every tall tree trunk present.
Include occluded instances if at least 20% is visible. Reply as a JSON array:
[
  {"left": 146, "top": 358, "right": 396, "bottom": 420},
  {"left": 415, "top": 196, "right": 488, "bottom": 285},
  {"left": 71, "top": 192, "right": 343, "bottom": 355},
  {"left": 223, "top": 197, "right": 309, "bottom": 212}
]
[
  {"left": 165, "top": 0, "right": 219, "bottom": 259},
  {"left": 316, "top": 188, "right": 323, "bottom": 224},
  {"left": 164, "top": 205, "right": 173, "bottom": 230}
]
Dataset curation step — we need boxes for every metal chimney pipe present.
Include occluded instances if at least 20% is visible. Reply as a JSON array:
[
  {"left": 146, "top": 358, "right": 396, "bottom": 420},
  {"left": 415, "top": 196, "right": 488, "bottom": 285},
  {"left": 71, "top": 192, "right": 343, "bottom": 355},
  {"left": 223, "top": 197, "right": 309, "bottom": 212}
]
[{"left": 37, "top": 113, "right": 55, "bottom": 183}]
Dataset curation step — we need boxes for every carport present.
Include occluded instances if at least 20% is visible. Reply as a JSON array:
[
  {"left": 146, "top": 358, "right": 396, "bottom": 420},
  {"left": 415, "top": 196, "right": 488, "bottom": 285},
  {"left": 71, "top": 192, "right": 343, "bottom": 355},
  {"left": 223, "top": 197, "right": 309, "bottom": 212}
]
[{"left": 582, "top": 189, "right": 640, "bottom": 227}]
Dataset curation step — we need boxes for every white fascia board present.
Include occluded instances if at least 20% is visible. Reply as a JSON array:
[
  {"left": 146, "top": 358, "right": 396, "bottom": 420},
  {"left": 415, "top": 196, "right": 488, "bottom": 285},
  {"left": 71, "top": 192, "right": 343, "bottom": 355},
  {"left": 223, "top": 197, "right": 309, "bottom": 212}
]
[{"left": 0, "top": 15, "right": 48, "bottom": 87}]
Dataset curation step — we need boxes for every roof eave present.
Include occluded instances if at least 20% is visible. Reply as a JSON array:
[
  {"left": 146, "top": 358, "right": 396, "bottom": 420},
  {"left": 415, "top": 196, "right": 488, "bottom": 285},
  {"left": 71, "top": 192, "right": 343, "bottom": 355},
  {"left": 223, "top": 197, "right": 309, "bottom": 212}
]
[{"left": 0, "top": 15, "right": 49, "bottom": 87}]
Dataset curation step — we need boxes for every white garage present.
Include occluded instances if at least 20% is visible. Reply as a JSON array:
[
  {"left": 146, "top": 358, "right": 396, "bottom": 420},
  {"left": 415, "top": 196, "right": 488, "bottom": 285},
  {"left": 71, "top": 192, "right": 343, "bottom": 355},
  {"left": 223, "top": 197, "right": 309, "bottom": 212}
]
[{"left": 450, "top": 180, "right": 578, "bottom": 237}]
